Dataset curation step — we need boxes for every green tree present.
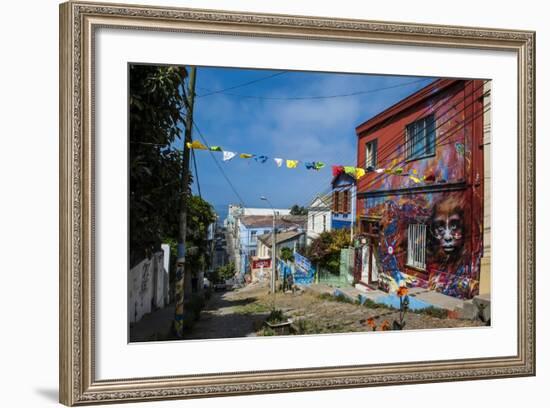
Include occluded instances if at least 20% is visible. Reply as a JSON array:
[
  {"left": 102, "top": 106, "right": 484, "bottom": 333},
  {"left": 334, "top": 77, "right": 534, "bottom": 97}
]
[
  {"left": 280, "top": 247, "right": 295, "bottom": 262},
  {"left": 129, "top": 64, "right": 188, "bottom": 266},
  {"left": 289, "top": 204, "right": 308, "bottom": 216},
  {"left": 306, "top": 229, "right": 351, "bottom": 273},
  {"left": 211, "top": 262, "right": 236, "bottom": 283},
  {"left": 184, "top": 195, "right": 216, "bottom": 274}
]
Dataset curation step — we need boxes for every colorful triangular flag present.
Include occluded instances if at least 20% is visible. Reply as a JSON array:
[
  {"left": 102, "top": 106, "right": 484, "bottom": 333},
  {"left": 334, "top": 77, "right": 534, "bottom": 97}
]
[
  {"left": 223, "top": 151, "right": 237, "bottom": 161},
  {"left": 186, "top": 140, "right": 207, "bottom": 150},
  {"left": 286, "top": 160, "right": 298, "bottom": 169}
]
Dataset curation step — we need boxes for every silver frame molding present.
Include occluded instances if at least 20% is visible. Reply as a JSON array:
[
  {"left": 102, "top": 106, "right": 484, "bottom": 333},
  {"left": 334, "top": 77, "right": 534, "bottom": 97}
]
[{"left": 59, "top": 1, "right": 536, "bottom": 405}]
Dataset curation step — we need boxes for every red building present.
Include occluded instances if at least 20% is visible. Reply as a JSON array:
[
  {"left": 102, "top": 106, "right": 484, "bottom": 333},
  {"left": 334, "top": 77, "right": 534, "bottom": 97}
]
[{"left": 354, "top": 79, "right": 489, "bottom": 299}]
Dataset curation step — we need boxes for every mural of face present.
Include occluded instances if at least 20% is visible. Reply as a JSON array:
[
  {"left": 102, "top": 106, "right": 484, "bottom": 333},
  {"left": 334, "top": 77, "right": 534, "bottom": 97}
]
[{"left": 430, "top": 195, "right": 465, "bottom": 259}]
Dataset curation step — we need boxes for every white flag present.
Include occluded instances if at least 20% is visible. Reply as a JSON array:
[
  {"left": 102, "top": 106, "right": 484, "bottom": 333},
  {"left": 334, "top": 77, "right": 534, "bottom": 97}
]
[
  {"left": 274, "top": 158, "right": 283, "bottom": 167},
  {"left": 375, "top": 168, "right": 385, "bottom": 174},
  {"left": 223, "top": 151, "right": 237, "bottom": 161}
]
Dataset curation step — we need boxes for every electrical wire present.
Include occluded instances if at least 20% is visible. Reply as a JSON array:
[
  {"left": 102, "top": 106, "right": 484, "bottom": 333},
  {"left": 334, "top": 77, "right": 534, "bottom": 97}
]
[
  {"left": 191, "top": 119, "right": 248, "bottom": 208},
  {"left": 196, "top": 71, "right": 287, "bottom": 98},
  {"left": 297, "top": 82, "right": 489, "bottom": 217},
  {"left": 198, "top": 77, "right": 433, "bottom": 101}
]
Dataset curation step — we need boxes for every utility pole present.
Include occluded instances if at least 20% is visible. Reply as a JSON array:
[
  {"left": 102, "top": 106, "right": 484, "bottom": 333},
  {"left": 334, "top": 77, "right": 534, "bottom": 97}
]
[
  {"left": 174, "top": 66, "right": 197, "bottom": 338},
  {"left": 260, "top": 196, "right": 277, "bottom": 294},
  {"left": 271, "top": 211, "right": 277, "bottom": 294}
]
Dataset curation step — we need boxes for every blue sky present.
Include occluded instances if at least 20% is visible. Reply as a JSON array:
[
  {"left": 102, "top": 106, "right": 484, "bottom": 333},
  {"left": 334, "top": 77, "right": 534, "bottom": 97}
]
[{"left": 185, "top": 67, "right": 434, "bottom": 220}]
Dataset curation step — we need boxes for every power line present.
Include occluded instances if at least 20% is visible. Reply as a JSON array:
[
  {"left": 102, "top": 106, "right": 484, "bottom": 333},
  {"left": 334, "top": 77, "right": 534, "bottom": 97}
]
[
  {"left": 302, "top": 81, "right": 488, "bottom": 207},
  {"left": 196, "top": 71, "right": 287, "bottom": 98},
  {"left": 191, "top": 120, "right": 247, "bottom": 207},
  {"left": 299, "top": 87, "right": 490, "bottom": 220},
  {"left": 197, "top": 77, "right": 433, "bottom": 101},
  {"left": 302, "top": 80, "right": 487, "bottom": 203}
]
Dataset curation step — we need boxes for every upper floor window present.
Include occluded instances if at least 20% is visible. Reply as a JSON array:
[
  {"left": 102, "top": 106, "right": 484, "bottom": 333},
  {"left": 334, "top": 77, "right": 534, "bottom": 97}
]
[
  {"left": 406, "top": 114, "right": 436, "bottom": 160},
  {"left": 333, "top": 191, "right": 339, "bottom": 213},
  {"left": 365, "top": 139, "right": 377, "bottom": 170}
]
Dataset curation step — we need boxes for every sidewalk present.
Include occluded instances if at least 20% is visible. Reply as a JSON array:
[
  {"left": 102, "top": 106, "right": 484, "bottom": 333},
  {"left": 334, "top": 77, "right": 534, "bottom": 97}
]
[{"left": 129, "top": 303, "right": 175, "bottom": 342}]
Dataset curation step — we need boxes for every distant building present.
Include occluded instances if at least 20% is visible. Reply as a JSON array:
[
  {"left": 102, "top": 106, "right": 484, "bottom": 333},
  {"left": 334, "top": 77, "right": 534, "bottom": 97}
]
[
  {"left": 331, "top": 172, "right": 356, "bottom": 231},
  {"left": 224, "top": 205, "right": 292, "bottom": 280},
  {"left": 236, "top": 214, "right": 306, "bottom": 278},
  {"left": 252, "top": 230, "right": 305, "bottom": 283},
  {"left": 306, "top": 194, "right": 331, "bottom": 244}
]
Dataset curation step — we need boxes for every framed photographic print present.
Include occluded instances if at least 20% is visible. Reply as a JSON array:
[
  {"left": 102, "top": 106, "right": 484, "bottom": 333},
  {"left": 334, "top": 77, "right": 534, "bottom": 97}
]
[{"left": 59, "top": 1, "right": 536, "bottom": 405}]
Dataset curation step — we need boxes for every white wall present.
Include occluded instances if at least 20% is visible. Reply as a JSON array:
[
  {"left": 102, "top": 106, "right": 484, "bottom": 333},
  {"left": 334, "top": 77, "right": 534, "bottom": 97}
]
[
  {"left": 307, "top": 196, "right": 331, "bottom": 244},
  {"left": 128, "top": 252, "right": 167, "bottom": 323},
  {"left": 0, "top": 1, "right": 547, "bottom": 408}
]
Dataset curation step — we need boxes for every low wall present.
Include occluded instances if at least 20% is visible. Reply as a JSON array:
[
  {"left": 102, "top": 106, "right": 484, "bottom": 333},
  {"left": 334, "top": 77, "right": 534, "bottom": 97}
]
[{"left": 128, "top": 251, "right": 169, "bottom": 323}]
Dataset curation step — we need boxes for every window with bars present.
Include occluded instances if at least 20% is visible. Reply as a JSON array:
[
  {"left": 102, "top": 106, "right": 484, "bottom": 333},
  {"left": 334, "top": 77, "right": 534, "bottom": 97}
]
[
  {"left": 407, "top": 224, "right": 427, "bottom": 270},
  {"left": 406, "top": 114, "right": 436, "bottom": 160}
]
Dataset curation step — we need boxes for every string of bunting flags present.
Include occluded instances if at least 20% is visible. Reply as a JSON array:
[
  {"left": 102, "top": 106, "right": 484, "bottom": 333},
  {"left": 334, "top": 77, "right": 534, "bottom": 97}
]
[{"left": 186, "top": 141, "right": 430, "bottom": 183}]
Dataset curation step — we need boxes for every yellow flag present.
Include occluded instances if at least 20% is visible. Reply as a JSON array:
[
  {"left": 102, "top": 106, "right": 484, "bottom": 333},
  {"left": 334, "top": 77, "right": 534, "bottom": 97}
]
[
  {"left": 286, "top": 160, "right": 298, "bottom": 168},
  {"left": 409, "top": 175, "right": 421, "bottom": 183},
  {"left": 186, "top": 140, "right": 208, "bottom": 150},
  {"left": 240, "top": 153, "right": 253, "bottom": 159},
  {"left": 356, "top": 168, "right": 366, "bottom": 179}
]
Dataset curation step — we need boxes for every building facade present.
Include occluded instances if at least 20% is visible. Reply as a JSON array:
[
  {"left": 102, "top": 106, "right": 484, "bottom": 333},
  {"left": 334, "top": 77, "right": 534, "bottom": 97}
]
[
  {"left": 306, "top": 194, "right": 331, "bottom": 244},
  {"left": 251, "top": 230, "right": 305, "bottom": 283},
  {"left": 331, "top": 172, "right": 356, "bottom": 231},
  {"left": 354, "top": 79, "right": 489, "bottom": 300},
  {"left": 234, "top": 214, "right": 306, "bottom": 280},
  {"left": 224, "top": 205, "right": 292, "bottom": 281}
]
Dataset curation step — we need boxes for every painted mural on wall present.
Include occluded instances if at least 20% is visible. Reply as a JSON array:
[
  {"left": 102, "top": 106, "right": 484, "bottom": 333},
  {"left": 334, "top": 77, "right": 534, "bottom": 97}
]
[
  {"left": 293, "top": 252, "right": 316, "bottom": 285},
  {"left": 363, "top": 190, "right": 482, "bottom": 299}
]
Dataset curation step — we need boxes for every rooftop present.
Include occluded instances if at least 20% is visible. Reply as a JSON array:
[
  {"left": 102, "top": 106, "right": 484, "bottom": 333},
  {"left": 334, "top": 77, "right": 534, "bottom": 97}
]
[
  {"left": 240, "top": 215, "right": 307, "bottom": 229},
  {"left": 257, "top": 230, "right": 304, "bottom": 246}
]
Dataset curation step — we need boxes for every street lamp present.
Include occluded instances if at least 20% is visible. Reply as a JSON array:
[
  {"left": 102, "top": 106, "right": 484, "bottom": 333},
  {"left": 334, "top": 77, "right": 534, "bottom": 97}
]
[{"left": 260, "top": 196, "right": 277, "bottom": 294}]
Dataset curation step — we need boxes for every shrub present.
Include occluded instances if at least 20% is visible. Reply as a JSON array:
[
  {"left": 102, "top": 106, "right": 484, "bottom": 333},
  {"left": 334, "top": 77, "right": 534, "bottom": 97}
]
[{"left": 266, "top": 309, "right": 286, "bottom": 324}]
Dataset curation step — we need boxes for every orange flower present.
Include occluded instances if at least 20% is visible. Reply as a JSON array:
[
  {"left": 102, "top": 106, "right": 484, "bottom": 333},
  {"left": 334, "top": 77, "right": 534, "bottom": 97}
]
[
  {"left": 380, "top": 320, "right": 391, "bottom": 331},
  {"left": 396, "top": 286, "right": 408, "bottom": 297},
  {"left": 367, "top": 317, "right": 376, "bottom": 329}
]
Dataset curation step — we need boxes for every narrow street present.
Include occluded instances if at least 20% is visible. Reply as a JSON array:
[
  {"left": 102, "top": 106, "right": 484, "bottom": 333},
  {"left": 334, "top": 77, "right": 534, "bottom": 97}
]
[
  {"left": 180, "top": 289, "right": 268, "bottom": 340},
  {"left": 186, "top": 283, "right": 484, "bottom": 339},
  {"left": 130, "top": 282, "right": 484, "bottom": 342}
]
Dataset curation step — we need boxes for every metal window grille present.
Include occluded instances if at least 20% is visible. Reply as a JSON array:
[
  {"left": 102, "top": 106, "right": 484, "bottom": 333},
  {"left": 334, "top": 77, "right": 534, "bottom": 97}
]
[
  {"left": 406, "top": 114, "right": 435, "bottom": 160},
  {"left": 407, "top": 224, "right": 426, "bottom": 270}
]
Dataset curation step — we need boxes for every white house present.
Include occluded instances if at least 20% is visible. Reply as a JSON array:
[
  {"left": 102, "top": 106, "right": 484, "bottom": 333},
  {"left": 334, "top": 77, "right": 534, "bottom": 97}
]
[{"left": 306, "top": 194, "right": 332, "bottom": 244}]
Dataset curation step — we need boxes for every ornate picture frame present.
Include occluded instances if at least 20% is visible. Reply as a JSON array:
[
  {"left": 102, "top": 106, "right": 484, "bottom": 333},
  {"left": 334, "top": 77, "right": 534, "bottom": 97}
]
[{"left": 59, "top": 1, "right": 535, "bottom": 405}]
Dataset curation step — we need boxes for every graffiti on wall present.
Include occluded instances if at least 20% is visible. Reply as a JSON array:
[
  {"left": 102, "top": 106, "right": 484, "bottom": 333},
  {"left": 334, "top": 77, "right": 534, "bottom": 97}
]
[{"left": 364, "top": 191, "right": 482, "bottom": 299}]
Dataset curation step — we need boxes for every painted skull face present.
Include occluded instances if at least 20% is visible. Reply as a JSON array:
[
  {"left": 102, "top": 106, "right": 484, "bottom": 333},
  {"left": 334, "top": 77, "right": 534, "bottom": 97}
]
[{"left": 430, "top": 196, "right": 465, "bottom": 257}]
